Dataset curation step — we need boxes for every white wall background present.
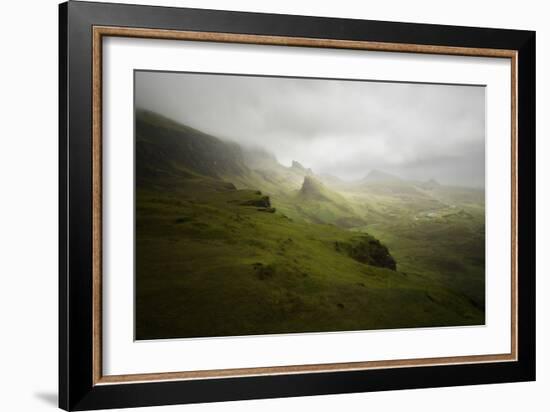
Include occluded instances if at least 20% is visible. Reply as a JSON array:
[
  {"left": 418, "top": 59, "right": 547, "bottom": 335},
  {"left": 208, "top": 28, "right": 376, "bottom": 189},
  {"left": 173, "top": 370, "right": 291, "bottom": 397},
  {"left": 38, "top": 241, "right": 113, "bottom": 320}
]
[{"left": 0, "top": 0, "right": 546, "bottom": 411}]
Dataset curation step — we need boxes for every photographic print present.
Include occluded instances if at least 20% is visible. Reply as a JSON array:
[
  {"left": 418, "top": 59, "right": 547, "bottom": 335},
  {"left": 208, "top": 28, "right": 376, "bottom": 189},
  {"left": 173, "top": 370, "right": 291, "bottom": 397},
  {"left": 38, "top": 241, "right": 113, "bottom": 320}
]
[{"left": 134, "top": 71, "right": 486, "bottom": 340}]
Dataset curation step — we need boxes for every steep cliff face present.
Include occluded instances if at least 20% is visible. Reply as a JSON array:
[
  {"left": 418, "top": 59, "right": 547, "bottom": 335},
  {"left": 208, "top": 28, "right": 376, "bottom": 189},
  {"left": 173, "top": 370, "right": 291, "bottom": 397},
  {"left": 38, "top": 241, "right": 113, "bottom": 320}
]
[{"left": 136, "top": 110, "right": 249, "bottom": 180}]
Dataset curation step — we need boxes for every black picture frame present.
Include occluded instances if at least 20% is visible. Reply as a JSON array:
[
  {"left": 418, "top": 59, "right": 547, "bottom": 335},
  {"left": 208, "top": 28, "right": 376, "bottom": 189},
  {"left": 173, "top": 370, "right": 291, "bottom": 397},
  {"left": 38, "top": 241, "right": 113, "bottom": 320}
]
[{"left": 59, "top": 1, "right": 536, "bottom": 410}]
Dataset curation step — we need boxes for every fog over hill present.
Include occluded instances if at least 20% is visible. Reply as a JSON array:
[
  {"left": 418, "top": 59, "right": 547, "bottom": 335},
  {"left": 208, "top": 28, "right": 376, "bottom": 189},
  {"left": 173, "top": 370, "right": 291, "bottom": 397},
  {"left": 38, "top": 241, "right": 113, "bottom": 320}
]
[{"left": 136, "top": 70, "right": 485, "bottom": 188}]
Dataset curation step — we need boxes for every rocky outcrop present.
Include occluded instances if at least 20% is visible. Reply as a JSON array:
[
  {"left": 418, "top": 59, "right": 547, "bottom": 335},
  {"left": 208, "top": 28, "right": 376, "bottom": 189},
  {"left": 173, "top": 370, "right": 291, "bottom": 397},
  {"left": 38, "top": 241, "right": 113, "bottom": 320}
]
[
  {"left": 240, "top": 196, "right": 271, "bottom": 208},
  {"left": 291, "top": 160, "right": 313, "bottom": 175},
  {"left": 299, "top": 176, "right": 327, "bottom": 199},
  {"left": 334, "top": 235, "right": 397, "bottom": 271}
]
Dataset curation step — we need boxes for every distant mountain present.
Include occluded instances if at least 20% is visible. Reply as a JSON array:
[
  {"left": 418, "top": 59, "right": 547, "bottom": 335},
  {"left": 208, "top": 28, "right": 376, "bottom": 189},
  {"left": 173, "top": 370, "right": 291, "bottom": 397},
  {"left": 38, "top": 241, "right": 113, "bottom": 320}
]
[
  {"left": 361, "top": 169, "right": 402, "bottom": 184},
  {"left": 417, "top": 178, "right": 441, "bottom": 190}
]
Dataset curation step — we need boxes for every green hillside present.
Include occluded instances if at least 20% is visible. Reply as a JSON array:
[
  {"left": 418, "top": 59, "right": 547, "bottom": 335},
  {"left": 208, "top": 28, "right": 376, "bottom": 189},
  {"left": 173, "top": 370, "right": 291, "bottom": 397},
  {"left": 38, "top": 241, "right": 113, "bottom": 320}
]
[{"left": 135, "top": 110, "right": 485, "bottom": 340}]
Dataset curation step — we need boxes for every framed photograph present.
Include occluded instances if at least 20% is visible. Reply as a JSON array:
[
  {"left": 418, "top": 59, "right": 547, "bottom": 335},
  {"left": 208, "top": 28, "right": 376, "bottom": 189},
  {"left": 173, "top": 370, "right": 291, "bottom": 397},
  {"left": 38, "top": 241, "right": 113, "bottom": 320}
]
[{"left": 59, "top": 1, "right": 536, "bottom": 410}]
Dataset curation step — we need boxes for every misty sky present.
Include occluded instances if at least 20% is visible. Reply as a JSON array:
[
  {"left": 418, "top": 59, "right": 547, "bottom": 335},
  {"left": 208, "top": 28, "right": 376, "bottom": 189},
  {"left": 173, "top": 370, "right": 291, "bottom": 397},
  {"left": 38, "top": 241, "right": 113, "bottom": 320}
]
[{"left": 135, "top": 71, "right": 485, "bottom": 188}]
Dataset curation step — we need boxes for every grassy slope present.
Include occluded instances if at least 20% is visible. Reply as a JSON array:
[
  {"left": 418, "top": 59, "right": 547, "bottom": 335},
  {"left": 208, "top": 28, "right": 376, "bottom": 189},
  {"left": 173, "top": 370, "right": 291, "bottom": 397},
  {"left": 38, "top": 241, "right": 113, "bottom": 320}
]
[{"left": 136, "top": 178, "right": 482, "bottom": 339}]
